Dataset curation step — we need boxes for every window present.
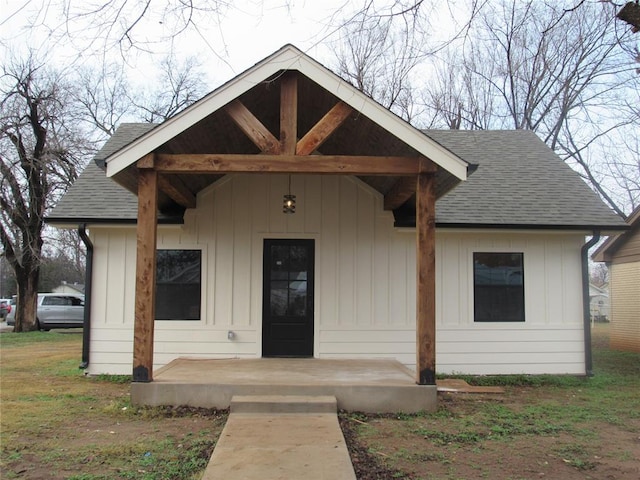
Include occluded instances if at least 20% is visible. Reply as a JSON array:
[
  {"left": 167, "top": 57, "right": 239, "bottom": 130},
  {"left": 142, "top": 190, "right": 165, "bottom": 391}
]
[
  {"left": 473, "top": 252, "right": 524, "bottom": 322},
  {"left": 69, "top": 296, "right": 84, "bottom": 307},
  {"left": 43, "top": 296, "right": 64, "bottom": 306},
  {"left": 155, "top": 249, "right": 201, "bottom": 320}
]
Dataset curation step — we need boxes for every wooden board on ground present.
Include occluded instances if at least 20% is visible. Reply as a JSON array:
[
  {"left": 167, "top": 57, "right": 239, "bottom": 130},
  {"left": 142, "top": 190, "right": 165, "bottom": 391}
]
[{"left": 436, "top": 379, "right": 505, "bottom": 394}]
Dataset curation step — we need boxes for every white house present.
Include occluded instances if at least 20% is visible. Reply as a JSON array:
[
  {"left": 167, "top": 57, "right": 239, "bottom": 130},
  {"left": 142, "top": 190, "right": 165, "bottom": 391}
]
[
  {"left": 52, "top": 282, "right": 85, "bottom": 295},
  {"left": 48, "top": 45, "right": 627, "bottom": 382},
  {"left": 589, "top": 283, "right": 610, "bottom": 323}
]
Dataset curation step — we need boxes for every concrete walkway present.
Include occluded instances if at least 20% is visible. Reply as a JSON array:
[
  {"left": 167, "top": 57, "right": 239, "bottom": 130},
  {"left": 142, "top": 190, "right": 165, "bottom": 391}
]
[{"left": 201, "top": 395, "right": 356, "bottom": 480}]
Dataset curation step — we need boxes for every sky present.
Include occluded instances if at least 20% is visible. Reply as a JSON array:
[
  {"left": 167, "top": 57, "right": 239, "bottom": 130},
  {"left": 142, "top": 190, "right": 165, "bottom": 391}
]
[
  {"left": 0, "top": 0, "right": 465, "bottom": 91},
  {"left": 0, "top": 1, "right": 382, "bottom": 87}
]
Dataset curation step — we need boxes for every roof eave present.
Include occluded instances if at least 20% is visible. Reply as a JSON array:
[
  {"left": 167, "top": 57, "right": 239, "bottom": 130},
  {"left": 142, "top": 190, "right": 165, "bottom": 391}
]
[
  {"left": 46, "top": 217, "right": 184, "bottom": 227},
  {"left": 395, "top": 220, "right": 631, "bottom": 232},
  {"left": 592, "top": 205, "right": 640, "bottom": 261}
]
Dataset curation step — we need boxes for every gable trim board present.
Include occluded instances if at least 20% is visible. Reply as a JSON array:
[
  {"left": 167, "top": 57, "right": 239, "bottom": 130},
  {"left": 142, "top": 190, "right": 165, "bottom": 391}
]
[{"left": 47, "top": 45, "right": 628, "bottom": 379}]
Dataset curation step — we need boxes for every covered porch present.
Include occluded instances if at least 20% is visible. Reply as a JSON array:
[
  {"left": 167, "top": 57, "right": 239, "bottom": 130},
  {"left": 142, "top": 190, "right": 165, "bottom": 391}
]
[
  {"left": 100, "top": 46, "right": 469, "bottom": 410},
  {"left": 131, "top": 357, "right": 437, "bottom": 413}
]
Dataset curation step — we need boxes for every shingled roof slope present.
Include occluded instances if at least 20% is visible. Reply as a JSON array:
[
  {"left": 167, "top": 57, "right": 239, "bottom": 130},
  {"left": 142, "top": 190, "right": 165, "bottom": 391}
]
[
  {"left": 48, "top": 126, "right": 626, "bottom": 230},
  {"left": 424, "top": 130, "right": 625, "bottom": 229},
  {"left": 94, "top": 123, "right": 156, "bottom": 165}
]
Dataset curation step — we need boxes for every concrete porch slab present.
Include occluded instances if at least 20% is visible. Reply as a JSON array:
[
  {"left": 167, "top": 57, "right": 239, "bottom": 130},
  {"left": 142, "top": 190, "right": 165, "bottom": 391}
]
[{"left": 131, "top": 358, "right": 437, "bottom": 413}]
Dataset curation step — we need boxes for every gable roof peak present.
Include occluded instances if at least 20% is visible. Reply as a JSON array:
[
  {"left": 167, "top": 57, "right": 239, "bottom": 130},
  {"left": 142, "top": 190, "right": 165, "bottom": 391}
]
[{"left": 103, "top": 44, "right": 469, "bottom": 181}]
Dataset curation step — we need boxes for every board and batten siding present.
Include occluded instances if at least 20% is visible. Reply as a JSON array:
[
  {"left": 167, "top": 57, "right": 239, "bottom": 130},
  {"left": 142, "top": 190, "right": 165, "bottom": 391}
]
[{"left": 87, "top": 174, "right": 587, "bottom": 375}]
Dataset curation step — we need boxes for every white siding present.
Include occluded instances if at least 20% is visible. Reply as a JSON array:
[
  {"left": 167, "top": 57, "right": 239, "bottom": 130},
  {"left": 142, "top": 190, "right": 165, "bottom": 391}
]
[
  {"left": 435, "top": 232, "right": 586, "bottom": 374},
  {"left": 87, "top": 174, "right": 587, "bottom": 375}
]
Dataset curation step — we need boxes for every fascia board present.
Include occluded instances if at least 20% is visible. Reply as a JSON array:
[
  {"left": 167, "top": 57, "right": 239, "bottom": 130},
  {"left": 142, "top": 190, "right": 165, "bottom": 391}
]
[{"left": 106, "top": 45, "right": 468, "bottom": 180}]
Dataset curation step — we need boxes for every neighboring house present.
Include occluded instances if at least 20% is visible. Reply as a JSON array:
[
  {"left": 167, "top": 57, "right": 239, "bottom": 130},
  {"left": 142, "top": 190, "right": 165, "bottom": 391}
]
[
  {"left": 589, "top": 283, "right": 610, "bottom": 323},
  {"left": 593, "top": 206, "right": 640, "bottom": 353},
  {"left": 53, "top": 282, "right": 85, "bottom": 295},
  {"left": 47, "top": 45, "right": 627, "bottom": 380}
]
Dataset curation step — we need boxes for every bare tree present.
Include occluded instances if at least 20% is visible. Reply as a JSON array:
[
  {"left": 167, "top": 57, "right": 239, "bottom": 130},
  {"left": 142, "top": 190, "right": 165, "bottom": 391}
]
[
  {"left": 130, "top": 55, "right": 208, "bottom": 123},
  {"left": 331, "top": 0, "right": 486, "bottom": 123},
  {"left": 593, "top": 112, "right": 640, "bottom": 212},
  {"left": 74, "top": 63, "right": 133, "bottom": 139},
  {"left": 422, "top": 51, "right": 498, "bottom": 130},
  {"left": 44, "top": 228, "right": 87, "bottom": 281},
  {"left": 590, "top": 262, "right": 609, "bottom": 287},
  {"left": 26, "top": 0, "right": 232, "bottom": 57},
  {"left": 333, "top": 9, "right": 425, "bottom": 121},
  {"left": 0, "top": 54, "right": 90, "bottom": 331},
  {"left": 423, "top": 0, "right": 639, "bottom": 216}
]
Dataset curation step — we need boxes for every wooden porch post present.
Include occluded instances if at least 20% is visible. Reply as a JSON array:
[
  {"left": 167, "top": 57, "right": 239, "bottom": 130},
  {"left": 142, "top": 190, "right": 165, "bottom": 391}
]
[
  {"left": 133, "top": 158, "right": 158, "bottom": 382},
  {"left": 416, "top": 172, "right": 436, "bottom": 385}
]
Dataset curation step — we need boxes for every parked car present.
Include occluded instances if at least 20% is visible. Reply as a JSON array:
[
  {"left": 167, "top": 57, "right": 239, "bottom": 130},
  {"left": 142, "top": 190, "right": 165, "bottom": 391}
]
[
  {"left": 5, "top": 296, "right": 17, "bottom": 326},
  {"left": 6, "top": 293, "right": 84, "bottom": 330},
  {"left": 0, "top": 299, "right": 11, "bottom": 320}
]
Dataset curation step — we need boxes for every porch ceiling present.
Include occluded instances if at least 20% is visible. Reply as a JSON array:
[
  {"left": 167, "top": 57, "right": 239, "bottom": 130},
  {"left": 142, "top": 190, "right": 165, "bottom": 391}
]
[{"left": 111, "top": 70, "right": 463, "bottom": 216}]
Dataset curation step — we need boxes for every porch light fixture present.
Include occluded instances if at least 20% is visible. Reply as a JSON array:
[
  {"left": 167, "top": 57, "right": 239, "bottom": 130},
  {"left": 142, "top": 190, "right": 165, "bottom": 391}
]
[{"left": 283, "top": 175, "right": 296, "bottom": 214}]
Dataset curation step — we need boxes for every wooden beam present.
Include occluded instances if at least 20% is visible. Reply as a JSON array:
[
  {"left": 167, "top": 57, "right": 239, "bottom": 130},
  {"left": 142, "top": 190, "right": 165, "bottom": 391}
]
[
  {"left": 133, "top": 168, "right": 158, "bottom": 383},
  {"left": 384, "top": 177, "right": 417, "bottom": 210},
  {"left": 137, "top": 153, "right": 155, "bottom": 169},
  {"left": 416, "top": 173, "right": 436, "bottom": 385},
  {"left": 224, "top": 99, "right": 281, "bottom": 154},
  {"left": 158, "top": 175, "right": 196, "bottom": 209},
  {"left": 296, "top": 102, "right": 353, "bottom": 155},
  {"left": 280, "top": 72, "right": 298, "bottom": 155},
  {"left": 419, "top": 157, "right": 438, "bottom": 174},
  {"left": 154, "top": 153, "right": 422, "bottom": 176},
  {"left": 383, "top": 158, "right": 436, "bottom": 209}
]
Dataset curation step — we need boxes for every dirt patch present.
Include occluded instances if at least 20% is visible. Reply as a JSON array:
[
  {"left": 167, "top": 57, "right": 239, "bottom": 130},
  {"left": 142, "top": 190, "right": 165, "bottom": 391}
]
[
  {"left": 341, "top": 391, "right": 640, "bottom": 480},
  {"left": 340, "top": 324, "right": 639, "bottom": 480},
  {"left": 5, "top": 404, "right": 227, "bottom": 480}
]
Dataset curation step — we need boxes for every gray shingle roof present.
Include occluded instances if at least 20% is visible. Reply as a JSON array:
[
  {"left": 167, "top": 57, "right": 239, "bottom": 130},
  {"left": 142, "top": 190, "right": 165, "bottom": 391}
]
[
  {"left": 48, "top": 160, "right": 139, "bottom": 223},
  {"left": 47, "top": 126, "right": 626, "bottom": 230},
  {"left": 94, "top": 123, "right": 156, "bottom": 165},
  {"left": 424, "top": 130, "right": 625, "bottom": 229}
]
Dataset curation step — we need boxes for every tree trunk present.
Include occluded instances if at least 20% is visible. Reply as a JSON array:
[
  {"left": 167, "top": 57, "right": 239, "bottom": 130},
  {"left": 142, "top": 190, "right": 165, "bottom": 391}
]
[{"left": 13, "top": 269, "right": 40, "bottom": 332}]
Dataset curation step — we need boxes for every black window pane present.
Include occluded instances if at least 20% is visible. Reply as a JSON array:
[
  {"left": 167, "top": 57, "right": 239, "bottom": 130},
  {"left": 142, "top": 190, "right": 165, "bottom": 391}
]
[
  {"left": 270, "top": 281, "right": 289, "bottom": 316},
  {"left": 289, "top": 281, "right": 307, "bottom": 316},
  {"left": 156, "top": 250, "right": 201, "bottom": 320},
  {"left": 272, "top": 245, "right": 292, "bottom": 281},
  {"left": 474, "top": 252, "right": 524, "bottom": 322},
  {"left": 267, "top": 245, "right": 310, "bottom": 317},
  {"left": 288, "top": 246, "right": 308, "bottom": 272}
]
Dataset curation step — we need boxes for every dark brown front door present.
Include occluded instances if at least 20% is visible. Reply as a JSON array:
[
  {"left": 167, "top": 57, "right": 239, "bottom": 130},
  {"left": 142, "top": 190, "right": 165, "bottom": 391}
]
[{"left": 262, "top": 239, "right": 314, "bottom": 357}]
